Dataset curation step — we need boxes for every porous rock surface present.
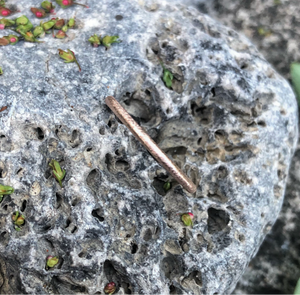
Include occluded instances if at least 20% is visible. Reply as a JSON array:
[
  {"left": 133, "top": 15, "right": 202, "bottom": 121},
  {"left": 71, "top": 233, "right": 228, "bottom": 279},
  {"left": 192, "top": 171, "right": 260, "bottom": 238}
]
[{"left": 0, "top": 0, "right": 298, "bottom": 294}]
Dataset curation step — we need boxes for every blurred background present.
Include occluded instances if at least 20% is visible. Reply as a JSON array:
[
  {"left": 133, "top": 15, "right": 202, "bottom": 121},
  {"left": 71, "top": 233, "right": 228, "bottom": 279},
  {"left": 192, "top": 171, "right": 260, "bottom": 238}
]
[{"left": 170, "top": 0, "right": 300, "bottom": 293}]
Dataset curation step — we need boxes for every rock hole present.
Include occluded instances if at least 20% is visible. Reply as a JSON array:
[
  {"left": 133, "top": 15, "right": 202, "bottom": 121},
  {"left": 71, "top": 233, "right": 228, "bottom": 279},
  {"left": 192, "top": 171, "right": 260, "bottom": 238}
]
[
  {"left": 0, "top": 134, "right": 12, "bottom": 152},
  {"left": 143, "top": 228, "right": 152, "bottom": 241},
  {"left": 280, "top": 109, "right": 286, "bottom": 115},
  {"left": 65, "top": 218, "right": 71, "bottom": 229},
  {"left": 70, "top": 130, "right": 80, "bottom": 147},
  {"left": 0, "top": 231, "right": 8, "bottom": 241},
  {"left": 211, "top": 88, "right": 216, "bottom": 97},
  {"left": 131, "top": 243, "right": 138, "bottom": 254},
  {"left": 0, "top": 161, "right": 7, "bottom": 178},
  {"left": 115, "top": 15, "right": 123, "bottom": 20},
  {"left": 240, "top": 64, "right": 247, "bottom": 70},
  {"left": 238, "top": 234, "right": 245, "bottom": 242},
  {"left": 162, "top": 41, "right": 168, "bottom": 48},
  {"left": 86, "top": 147, "right": 93, "bottom": 152},
  {"left": 215, "top": 130, "right": 226, "bottom": 141},
  {"left": 78, "top": 250, "right": 86, "bottom": 258},
  {"left": 215, "top": 166, "right": 228, "bottom": 179},
  {"left": 152, "top": 176, "right": 168, "bottom": 196},
  {"left": 257, "top": 121, "right": 266, "bottom": 127},
  {"left": 92, "top": 209, "right": 104, "bottom": 222},
  {"left": 55, "top": 193, "right": 63, "bottom": 209},
  {"left": 55, "top": 125, "right": 82, "bottom": 148},
  {"left": 247, "top": 121, "right": 257, "bottom": 128},
  {"left": 71, "top": 226, "right": 78, "bottom": 234},
  {"left": 99, "top": 127, "right": 106, "bottom": 135},
  {"left": 16, "top": 168, "right": 24, "bottom": 176},
  {"left": 207, "top": 208, "right": 230, "bottom": 234},
  {"left": 169, "top": 284, "right": 182, "bottom": 294},
  {"left": 115, "top": 149, "right": 121, "bottom": 156},
  {"left": 122, "top": 282, "right": 132, "bottom": 294},
  {"left": 3, "top": 205, "right": 7, "bottom": 211},
  {"left": 36, "top": 127, "right": 45, "bottom": 140},
  {"left": 192, "top": 106, "right": 213, "bottom": 125},
  {"left": 57, "top": 257, "right": 64, "bottom": 270},
  {"left": 71, "top": 197, "right": 80, "bottom": 206},
  {"left": 182, "top": 270, "right": 202, "bottom": 287},
  {"left": 104, "top": 260, "right": 118, "bottom": 281},
  {"left": 86, "top": 169, "right": 102, "bottom": 193},
  {"left": 107, "top": 117, "right": 118, "bottom": 133},
  {"left": 39, "top": 224, "right": 52, "bottom": 233},
  {"left": 45, "top": 238, "right": 55, "bottom": 249},
  {"left": 115, "top": 160, "right": 130, "bottom": 171},
  {"left": 197, "top": 137, "right": 202, "bottom": 145},
  {"left": 20, "top": 200, "right": 27, "bottom": 212},
  {"left": 161, "top": 256, "right": 183, "bottom": 280},
  {"left": 122, "top": 98, "right": 151, "bottom": 123}
]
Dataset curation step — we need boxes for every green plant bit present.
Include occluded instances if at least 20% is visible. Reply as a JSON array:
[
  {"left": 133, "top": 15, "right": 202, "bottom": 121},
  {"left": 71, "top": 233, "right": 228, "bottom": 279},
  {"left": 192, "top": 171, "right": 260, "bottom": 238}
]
[
  {"left": 158, "top": 58, "right": 173, "bottom": 89},
  {"left": 12, "top": 211, "right": 25, "bottom": 231},
  {"left": 55, "top": 30, "right": 67, "bottom": 39},
  {"left": 55, "top": 0, "right": 89, "bottom": 9},
  {"left": 88, "top": 34, "right": 101, "bottom": 47},
  {"left": 49, "top": 159, "right": 66, "bottom": 187},
  {"left": 41, "top": 19, "right": 56, "bottom": 32},
  {"left": 31, "top": 7, "right": 47, "bottom": 18},
  {"left": 53, "top": 18, "right": 65, "bottom": 30},
  {"left": 15, "top": 15, "right": 30, "bottom": 26},
  {"left": 41, "top": 1, "right": 55, "bottom": 13},
  {"left": 0, "top": 67, "right": 3, "bottom": 75},
  {"left": 68, "top": 15, "right": 76, "bottom": 28},
  {"left": 163, "top": 181, "right": 171, "bottom": 192},
  {"left": 295, "top": 278, "right": 300, "bottom": 294},
  {"left": 101, "top": 35, "right": 121, "bottom": 50},
  {"left": 33, "top": 26, "right": 45, "bottom": 38},
  {"left": 0, "top": 18, "right": 15, "bottom": 27},
  {"left": 2, "top": 35, "right": 18, "bottom": 45},
  {"left": 181, "top": 212, "right": 194, "bottom": 227},
  {"left": 46, "top": 256, "right": 59, "bottom": 268},
  {"left": 162, "top": 67, "right": 173, "bottom": 89},
  {"left": 21, "top": 31, "right": 44, "bottom": 43},
  {"left": 16, "top": 22, "right": 33, "bottom": 34},
  {"left": 58, "top": 49, "right": 81, "bottom": 72},
  {"left": 257, "top": 27, "right": 272, "bottom": 37},
  {"left": 0, "top": 184, "right": 14, "bottom": 203},
  {"left": 61, "top": 24, "right": 68, "bottom": 33},
  {"left": 104, "top": 282, "right": 116, "bottom": 295},
  {"left": 291, "top": 63, "right": 300, "bottom": 103}
]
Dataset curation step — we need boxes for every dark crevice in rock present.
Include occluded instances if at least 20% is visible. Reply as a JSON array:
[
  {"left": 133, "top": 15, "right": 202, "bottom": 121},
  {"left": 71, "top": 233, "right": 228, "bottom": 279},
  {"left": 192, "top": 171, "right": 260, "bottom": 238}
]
[
  {"left": 92, "top": 208, "right": 104, "bottom": 222},
  {"left": 207, "top": 208, "right": 230, "bottom": 234},
  {"left": 20, "top": 200, "right": 27, "bottom": 212},
  {"left": 86, "top": 169, "right": 102, "bottom": 193}
]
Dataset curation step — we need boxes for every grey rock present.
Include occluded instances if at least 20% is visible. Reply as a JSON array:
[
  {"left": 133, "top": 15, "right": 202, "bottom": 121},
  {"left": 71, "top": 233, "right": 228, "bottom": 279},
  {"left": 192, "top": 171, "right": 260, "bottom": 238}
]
[
  {"left": 0, "top": 0, "right": 298, "bottom": 294},
  {"left": 181, "top": 0, "right": 300, "bottom": 80},
  {"left": 170, "top": 0, "right": 300, "bottom": 293}
]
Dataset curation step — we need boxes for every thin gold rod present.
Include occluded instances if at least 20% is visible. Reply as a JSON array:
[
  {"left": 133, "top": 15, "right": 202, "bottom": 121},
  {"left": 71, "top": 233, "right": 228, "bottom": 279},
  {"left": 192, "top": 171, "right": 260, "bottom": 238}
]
[{"left": 105, "top": 96, "right": 197, "bottom": 194}]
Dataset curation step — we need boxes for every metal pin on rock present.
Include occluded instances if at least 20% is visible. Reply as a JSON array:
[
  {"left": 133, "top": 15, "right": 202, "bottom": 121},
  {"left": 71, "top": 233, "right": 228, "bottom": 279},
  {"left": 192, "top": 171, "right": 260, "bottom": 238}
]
[{"left": 105, "top": 96, "right": 197, "bottom": 194}]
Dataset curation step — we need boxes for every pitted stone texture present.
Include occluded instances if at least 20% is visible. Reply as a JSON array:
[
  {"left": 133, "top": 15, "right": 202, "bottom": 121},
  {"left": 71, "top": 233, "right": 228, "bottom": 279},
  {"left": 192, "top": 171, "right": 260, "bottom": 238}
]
[{"left": 0, "top": 0, "right": 297, "bottom": 294}]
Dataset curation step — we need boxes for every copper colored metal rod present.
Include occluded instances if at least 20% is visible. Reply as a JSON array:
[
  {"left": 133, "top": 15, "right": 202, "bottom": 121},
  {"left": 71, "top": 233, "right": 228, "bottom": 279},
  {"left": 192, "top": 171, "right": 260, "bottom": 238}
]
[{"left": 105, "top": 96, "right": 197, "bottom": 194}]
